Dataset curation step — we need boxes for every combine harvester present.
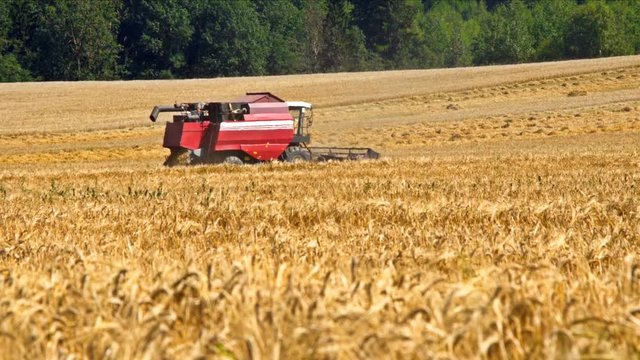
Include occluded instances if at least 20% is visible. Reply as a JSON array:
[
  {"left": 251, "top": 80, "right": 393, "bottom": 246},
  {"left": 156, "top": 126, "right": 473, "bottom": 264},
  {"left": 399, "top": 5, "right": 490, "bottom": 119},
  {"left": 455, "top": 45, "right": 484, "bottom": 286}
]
[{"left": 149, "top": 92, "right": 379, "bottom": 166}]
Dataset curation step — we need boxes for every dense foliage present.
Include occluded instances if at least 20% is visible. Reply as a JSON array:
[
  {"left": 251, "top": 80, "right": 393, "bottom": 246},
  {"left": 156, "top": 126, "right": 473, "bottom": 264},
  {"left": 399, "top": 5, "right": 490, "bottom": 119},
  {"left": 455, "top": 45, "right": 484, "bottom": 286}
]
[{"left": 1, "top": 0, "right": 639, "bottom": 81}]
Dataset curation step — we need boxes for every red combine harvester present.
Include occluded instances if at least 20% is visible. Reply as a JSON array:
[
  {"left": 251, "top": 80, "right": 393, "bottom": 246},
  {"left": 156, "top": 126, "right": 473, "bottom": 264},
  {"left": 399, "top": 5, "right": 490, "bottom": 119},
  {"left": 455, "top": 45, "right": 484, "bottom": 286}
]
[{"left": 149, "top": 92, "right": 379, "bottom": 165}]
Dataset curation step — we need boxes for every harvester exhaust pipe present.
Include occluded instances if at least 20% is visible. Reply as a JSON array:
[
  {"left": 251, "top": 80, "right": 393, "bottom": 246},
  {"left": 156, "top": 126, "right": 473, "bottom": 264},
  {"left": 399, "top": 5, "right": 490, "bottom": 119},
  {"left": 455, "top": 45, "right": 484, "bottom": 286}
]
[{"left": 150, "top": 105, "right": 181, "bottom": 122}]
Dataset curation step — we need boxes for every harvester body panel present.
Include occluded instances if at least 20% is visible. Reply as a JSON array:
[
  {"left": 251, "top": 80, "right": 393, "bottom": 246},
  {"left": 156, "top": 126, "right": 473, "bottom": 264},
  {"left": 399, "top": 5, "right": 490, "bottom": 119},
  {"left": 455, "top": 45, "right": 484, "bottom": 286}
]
[
  {"left": 215, "top": 118, "right": 294, "bottom": 160},
  {"left": 246, "top": 102, "right": 290, "bottom": 114},
  {"left": 163, "top": 121, "right": 210, "bottom": 150},
  {"left": 162, "top": 122, "right": 183, "bottom": 148}
]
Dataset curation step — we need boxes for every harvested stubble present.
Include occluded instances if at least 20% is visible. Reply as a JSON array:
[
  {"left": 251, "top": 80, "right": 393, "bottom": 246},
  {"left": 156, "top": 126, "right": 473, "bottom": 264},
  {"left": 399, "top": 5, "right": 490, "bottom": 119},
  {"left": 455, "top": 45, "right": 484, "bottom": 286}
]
[{"left": 1, "top": 155, "right": 639, "bottom": 359}]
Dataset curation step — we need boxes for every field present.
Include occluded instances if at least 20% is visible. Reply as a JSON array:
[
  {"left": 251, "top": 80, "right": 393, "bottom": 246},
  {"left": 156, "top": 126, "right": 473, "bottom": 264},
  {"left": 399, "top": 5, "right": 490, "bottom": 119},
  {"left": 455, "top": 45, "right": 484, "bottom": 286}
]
[{"left": 1, "top": 56, "right": 640, "bottom": 359}]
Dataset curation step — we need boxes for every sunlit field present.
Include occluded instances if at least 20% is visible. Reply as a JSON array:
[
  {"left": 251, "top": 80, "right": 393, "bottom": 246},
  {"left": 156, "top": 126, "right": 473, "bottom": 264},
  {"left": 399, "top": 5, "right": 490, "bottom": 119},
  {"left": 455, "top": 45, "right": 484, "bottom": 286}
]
[{"left": 1, "top": 56, "right": 640, "bottom": 358}]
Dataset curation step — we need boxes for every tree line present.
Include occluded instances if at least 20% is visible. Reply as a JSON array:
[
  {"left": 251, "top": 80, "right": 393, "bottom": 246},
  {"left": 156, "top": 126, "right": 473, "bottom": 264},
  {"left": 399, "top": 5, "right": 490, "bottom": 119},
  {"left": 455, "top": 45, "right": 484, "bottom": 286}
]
[{"left": 1, "top": 0, "right": 639, "bottom": 82}]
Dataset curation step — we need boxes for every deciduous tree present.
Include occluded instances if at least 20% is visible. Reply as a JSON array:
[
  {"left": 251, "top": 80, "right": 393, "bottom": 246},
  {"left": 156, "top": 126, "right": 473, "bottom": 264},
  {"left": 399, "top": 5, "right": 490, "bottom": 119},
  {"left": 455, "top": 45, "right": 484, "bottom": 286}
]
[
  {"left": 0, "top": 0, "right": 32, "bottom": 81},
  {"left": 530, "top": 0, "right": 575, "bottom": 61},
  {"left": 255, "top": 0, "right": 306, "bottom": 75},
  {"left": 319, "top": 0, "right": 369, "bottom": 72},
  {"left": 119, "top": 0, "right": 193, "bottom": 79},
  {"left": 473, "top": 0, "right": 534, "bottom": 64},
  {"left": 188, "top": 0, "right": 268, "bottom": 77},
  {"left": 33, "top": 0, "right": 121, "bottom": 80}
]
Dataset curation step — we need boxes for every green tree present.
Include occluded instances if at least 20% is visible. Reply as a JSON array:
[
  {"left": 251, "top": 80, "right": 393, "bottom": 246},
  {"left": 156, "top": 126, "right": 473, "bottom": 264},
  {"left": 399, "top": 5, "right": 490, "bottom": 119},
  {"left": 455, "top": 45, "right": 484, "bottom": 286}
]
[
  {"left": 0, "top": 54, "right": 31, "bottom": 82},
  {"left": 0, "top": 1, "right": 9, "bottom": 50},
  {"left": 353, "top": 0, "right": 427, "bottom": 69},
  {"left": 565, "top": 1, "right": 617, "bottom": 58},
  {"left": 320, "top": 0, "right": 369, "bottom": 72},
  {"left": 255, "top": 0, "right": 306, "bottom": 75},
  {"left": 352, "top": 0, "right": 387, "bottom": 53},
  {"left": 385, "top": 0, "right": 428, "bottom": 68},
  {"left": 0, "top": 0, "right": 32, "bottom": 82},
  {"left": 301, "top": 0, "right": 327, "bottom": 73},
  {"left": 606, "top": 2, "right": 640, "bottom": 56},
  {"left": 188, "top": 0, "right": 268, "bottom": 77},
  {"left": 423, "top": 1, "right": 479, "bottom": 68},
  {"left": 473, "top": 0, "right": 534, "bottom": 64},
  {"left": 33, "top": 0, "right": 121, "bottom": 80},
  {"left": 119, "top": 0, "right": 193, "bottom": 79},
  {"left": 530, "top": 0, "right": 576, "bottom": 61},
  {"left": 5, "top": 0, "right": 40, "bottom": 79}
]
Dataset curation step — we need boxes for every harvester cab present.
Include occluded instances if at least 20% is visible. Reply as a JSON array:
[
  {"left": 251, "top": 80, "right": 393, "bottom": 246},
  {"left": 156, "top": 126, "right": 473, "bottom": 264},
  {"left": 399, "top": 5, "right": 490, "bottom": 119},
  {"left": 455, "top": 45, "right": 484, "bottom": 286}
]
[
  {"left": 149, "top": 92, "right": 379, "bottom": 166},
  {"left": 286, "top": 101, "right": 313, "bottom": 143}
]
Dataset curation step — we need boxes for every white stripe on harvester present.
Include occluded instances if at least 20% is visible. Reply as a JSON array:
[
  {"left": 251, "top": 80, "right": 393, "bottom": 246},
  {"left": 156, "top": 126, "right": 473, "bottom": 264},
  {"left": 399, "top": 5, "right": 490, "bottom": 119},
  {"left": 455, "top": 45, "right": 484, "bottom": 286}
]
[{"left": 220, "top": 120, "right": 293, "bottom": 131}]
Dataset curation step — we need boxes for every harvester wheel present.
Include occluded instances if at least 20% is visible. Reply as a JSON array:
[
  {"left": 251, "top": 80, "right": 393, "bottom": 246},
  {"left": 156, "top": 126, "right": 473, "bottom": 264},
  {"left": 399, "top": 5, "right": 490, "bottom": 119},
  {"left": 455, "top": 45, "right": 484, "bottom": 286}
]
[
  {"left": 163, "top": 149, "right": 190, "bottom": 167},
  {"left": 284, "top": 146, "right": 311, "bottom": 162},
  {"left": 223, "top": 155, "right": 244, "bottom": 165}
]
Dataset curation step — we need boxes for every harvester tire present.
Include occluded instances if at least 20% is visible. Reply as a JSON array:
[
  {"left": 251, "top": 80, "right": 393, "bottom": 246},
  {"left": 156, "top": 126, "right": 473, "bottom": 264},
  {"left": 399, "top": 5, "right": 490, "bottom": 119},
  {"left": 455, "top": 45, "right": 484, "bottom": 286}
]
[
  {"left": 223, "top": 155, "right": 244, "bottom": 165},
  {"left": 163, "top": 149, "right": 189, "bottom": 167},
  {"left": 284, "top": 147, "right": 311, "bottom": 162}
]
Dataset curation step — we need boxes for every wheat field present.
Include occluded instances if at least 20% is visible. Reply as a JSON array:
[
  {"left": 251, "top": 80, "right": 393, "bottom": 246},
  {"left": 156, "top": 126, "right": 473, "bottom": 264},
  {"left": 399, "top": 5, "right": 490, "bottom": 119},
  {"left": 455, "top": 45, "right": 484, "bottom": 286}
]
[{"left": 1, "top": 56, "right": 640, "bottom": 359}]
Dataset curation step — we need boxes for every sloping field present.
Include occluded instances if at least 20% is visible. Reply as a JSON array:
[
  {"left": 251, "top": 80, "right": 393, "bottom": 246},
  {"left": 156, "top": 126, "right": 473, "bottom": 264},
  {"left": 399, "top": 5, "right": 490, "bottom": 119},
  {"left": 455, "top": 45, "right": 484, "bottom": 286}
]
[
  {"left": 1, "top": 56, "right": 640, "bottom": 358},
  {"left": 1, "top": 55, "right": 639, "bottom": 169}
]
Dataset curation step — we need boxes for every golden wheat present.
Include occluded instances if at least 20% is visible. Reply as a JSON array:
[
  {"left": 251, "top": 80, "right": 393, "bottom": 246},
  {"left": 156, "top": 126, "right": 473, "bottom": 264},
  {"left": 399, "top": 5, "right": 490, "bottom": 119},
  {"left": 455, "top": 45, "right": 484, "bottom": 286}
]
[{"left": 1, "top": 157, "right": 639, "bottom": 359}]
